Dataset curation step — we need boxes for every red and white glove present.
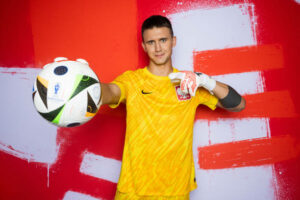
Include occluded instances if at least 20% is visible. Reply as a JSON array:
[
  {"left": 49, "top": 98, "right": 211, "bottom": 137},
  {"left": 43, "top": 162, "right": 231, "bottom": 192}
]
[{"left": 168, "top": 71, "right": 216, "bottom": 96}]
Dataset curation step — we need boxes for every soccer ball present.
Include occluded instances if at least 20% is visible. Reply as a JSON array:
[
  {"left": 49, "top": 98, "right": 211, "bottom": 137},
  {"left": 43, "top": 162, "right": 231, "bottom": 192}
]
[{"left": 32, "top": 57, "right": 101, "bottom": 127}]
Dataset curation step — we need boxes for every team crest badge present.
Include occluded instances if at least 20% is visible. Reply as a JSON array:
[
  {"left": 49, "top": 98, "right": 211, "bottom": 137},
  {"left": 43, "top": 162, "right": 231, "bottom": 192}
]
[{"left": 175, "top": 85, "right": 191, "bottom": 101}]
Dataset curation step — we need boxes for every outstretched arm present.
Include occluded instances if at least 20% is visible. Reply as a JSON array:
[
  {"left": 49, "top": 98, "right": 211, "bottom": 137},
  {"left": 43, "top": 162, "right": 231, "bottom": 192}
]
[{"left": 100, "top": 83, "right": 121, "bottom": 105}]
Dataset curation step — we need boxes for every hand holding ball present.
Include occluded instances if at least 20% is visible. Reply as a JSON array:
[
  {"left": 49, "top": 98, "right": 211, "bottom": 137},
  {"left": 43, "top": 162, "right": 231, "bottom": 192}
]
[{"left": 32, "top": 57, "right": 101, "bottom": 127}]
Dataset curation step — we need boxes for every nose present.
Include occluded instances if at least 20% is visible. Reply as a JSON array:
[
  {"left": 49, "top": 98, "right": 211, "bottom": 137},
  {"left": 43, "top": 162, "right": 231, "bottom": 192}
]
[{"left": 155, "top": 42, "right": 161, "bottom": 52}]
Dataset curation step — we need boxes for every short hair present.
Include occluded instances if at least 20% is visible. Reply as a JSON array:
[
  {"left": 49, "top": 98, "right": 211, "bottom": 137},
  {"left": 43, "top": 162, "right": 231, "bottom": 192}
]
[{"left": 141, "top": 15, "right": 174, "bottom": 40}]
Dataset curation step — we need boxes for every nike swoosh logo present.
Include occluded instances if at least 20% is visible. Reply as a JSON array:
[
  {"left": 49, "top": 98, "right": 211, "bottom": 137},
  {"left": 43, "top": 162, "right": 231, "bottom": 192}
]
[{"left": 142, "top": 90, "right": 152, "bottom": 94}]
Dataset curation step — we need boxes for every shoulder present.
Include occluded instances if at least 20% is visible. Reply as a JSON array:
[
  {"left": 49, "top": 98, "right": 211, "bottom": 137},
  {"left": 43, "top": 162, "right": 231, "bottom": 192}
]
[
  {"left": 173, "top": 68, "right": 180, "bottom": 72},
  {"left": 119, "top": 68, "right": 145, "bottom": 77},
  {"left": 113, "top": 68, "right": 145, "bottom": 83}
]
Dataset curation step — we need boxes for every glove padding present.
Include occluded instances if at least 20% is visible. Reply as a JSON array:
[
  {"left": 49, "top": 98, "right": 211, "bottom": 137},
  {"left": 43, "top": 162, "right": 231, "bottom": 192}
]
[{"left": 169, "top": 71, "right": 216, "bottom": 96}]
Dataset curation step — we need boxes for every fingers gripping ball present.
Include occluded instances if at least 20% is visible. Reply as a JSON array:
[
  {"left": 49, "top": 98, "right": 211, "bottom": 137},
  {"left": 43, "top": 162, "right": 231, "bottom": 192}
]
[{"left": 32, "top": 57, "right": 101, "bottom": 127}]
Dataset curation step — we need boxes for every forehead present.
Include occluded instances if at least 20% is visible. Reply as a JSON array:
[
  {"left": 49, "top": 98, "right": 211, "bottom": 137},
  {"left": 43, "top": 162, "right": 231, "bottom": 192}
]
[{"left": 142, "top": 27, "right": 172, "bottom": 41}]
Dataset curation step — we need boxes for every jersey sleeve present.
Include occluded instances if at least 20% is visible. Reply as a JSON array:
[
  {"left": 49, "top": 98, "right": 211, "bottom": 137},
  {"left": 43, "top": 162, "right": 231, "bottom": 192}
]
[
  {"left": 196, "top": 88, "right": 218, "bottom": 110},
  {"left": 109, "top": 71, "right": 132, "bottom": 108}
]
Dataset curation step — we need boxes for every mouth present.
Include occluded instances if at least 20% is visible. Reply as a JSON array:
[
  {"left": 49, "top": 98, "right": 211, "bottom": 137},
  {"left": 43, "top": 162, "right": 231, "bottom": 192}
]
[{"left": 155, "top": 53, "right": 164, "bottom": 58}]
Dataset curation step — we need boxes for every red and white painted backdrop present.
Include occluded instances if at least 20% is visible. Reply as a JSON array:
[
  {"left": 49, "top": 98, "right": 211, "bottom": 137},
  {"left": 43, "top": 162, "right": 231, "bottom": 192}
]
[{"left": 0, "top": 0, "right": 299, "bottom": 199}]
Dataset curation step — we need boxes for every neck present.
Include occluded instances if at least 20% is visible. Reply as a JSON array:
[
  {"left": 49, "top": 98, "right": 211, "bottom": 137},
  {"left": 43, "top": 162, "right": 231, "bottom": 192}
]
[{"left": 147, "top": 62, "right": 173, "bottom": 76}]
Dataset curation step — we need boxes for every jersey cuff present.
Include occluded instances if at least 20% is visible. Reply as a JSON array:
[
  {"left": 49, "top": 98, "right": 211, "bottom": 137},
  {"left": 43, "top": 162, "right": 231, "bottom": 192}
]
[{"left": 207, "top": 96, "right": 218, "bottom": 110}]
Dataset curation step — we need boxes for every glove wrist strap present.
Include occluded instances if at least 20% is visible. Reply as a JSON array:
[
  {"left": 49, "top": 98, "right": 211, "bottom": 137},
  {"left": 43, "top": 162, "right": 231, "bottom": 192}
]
[{"left": 195, "top": 72, "right": 216, "bottom": 92}]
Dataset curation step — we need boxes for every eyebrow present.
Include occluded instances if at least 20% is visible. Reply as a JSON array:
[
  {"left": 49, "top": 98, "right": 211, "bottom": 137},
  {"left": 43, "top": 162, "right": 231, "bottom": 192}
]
[
  {"left": 160, "top": 37, "right": 168, "bottom": 41},
  {"left": 145, "top": 37, "right": 169, "bottom": 44}
]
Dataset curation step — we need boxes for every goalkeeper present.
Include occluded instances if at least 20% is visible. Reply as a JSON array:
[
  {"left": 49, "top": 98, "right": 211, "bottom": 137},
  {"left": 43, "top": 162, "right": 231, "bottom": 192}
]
[{"left": 100, "top": 15, "right": 245, "bottom": 200}]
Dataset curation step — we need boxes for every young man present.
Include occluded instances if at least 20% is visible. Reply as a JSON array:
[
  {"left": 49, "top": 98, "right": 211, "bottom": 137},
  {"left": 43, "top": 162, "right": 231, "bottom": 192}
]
[{"left": 101, "top": 15, "right": 245, "bottom": 200}]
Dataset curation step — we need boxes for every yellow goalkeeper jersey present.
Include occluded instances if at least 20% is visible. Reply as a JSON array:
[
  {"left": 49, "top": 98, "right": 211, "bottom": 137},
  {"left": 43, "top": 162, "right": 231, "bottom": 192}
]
[{"left": 110, "top": 67, "right": 218, "bottom": 196}]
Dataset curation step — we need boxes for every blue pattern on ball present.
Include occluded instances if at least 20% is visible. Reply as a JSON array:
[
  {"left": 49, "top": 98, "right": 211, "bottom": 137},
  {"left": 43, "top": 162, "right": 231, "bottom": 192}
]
[{"left": 54, "top": 66, "right": 68, "bottom": 75}]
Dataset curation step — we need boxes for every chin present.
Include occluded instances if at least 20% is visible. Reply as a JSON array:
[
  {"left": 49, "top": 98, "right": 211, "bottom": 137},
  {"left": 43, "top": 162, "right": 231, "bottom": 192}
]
[
  {"left": 154, "top": 61, "right": 168, "bottom": 66},
  {"left": 151, "top": 58, "right": 168, "bottom": 66}
]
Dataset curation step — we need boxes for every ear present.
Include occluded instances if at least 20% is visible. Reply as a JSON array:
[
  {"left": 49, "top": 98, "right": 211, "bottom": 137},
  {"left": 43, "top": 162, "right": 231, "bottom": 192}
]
[
  {"left": 172, "top": 36, "right": 177, "bottom": 48},
  {"left": 141, "top": 42, "right": 147, "bottom": 52}
]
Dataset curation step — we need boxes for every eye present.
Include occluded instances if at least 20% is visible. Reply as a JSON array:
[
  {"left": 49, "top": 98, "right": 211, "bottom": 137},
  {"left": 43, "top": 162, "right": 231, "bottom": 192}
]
[
  {"left": 147, "top": 40, "right": 154, "bottom": 45},
  {"left": 160, "top": 38, "right": 167, "bottom": 43}
]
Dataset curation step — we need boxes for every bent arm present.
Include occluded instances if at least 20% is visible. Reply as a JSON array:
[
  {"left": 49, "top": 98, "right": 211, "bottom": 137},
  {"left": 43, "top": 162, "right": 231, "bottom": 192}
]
[
  {"left": 168, "top": 71, "right": 245, "bottom": 112},
  {"left": 100, "top": 83, "right": 121, "bottom": 105},
  {"left": 212, "top": 81, "right": 246, "bottom": 112}
]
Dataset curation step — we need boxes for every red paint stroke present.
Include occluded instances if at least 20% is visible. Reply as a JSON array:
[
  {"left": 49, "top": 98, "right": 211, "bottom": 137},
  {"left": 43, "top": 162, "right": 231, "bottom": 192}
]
[
  {"left": 0, "top": 0, "right": 35, "bottom": 67},
  {"left": 198, "top": 135, "right": 300, "bottom": 169},
  {"left": 193, "top": 44, "right": 283, "bottom": 75},
  {"left": 0, "top": 71, "right": 26, "bottom": 75},
  {"left": 196, "top": 90, "right": 298, "bottom": 120}
]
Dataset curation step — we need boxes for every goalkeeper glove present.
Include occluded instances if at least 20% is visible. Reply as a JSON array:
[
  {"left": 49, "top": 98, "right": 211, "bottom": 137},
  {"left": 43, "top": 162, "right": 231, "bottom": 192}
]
[{"left": 169, "top": 71, "right": 216, "bottom": 96}]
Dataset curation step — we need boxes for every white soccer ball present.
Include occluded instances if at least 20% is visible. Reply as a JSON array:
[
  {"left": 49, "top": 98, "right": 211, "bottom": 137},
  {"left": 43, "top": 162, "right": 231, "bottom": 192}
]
[{"left": 32, "top": 57, "right": 101, "bottom": 127}]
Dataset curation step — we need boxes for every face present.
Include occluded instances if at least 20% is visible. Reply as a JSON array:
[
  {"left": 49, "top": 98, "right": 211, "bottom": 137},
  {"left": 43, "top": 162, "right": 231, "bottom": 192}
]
[{"left": 142, "top": 27, "right": 176, "bottom": 67}]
